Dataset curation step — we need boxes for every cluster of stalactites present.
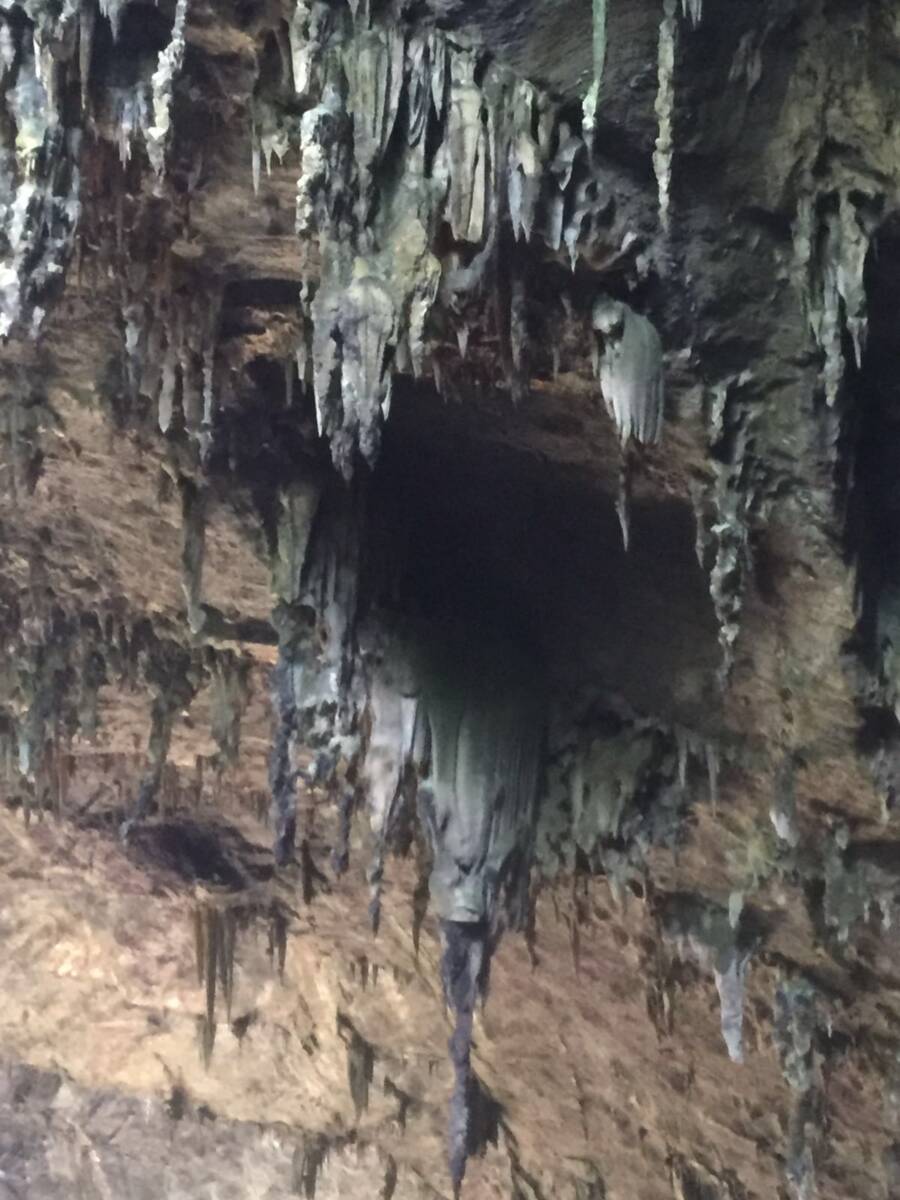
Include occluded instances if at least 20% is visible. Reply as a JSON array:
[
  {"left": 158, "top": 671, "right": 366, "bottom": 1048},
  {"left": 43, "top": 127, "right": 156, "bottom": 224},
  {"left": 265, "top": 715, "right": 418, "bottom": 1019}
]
[
  {"left": 120, "top": 635, "right": 251, "bottom": 833},
  {"left": 680, "top": 0, "right": 703, "bottom": 26},
  {"left": 0, "top": 0, "right": 193, "bottom": 343},
  {"left": 792, "top": 191, "right": 877, "bottom": 407},
  {"left": 0, "top": 376, "right": 59, "bottom": 498},
  {"left": 823, "top": 823, "right": 900, "bottom": 944},
  {"left": 91, "top": 0, "right": 190, "bottom": 172},
  {"left": 284, "top": 1, "right": 612, "bottom": 477},
  {"left": 0, "top": 592, "right": 256, "bottom": 833},
  {"left": 121, "top": 272, "right": 221, "bottom": 456},
  {"left": 535, "top": 696, "right": 721, "bottom": 911},
  {"left": 0, "top": 3, "right": 83, "bottom": 339}
]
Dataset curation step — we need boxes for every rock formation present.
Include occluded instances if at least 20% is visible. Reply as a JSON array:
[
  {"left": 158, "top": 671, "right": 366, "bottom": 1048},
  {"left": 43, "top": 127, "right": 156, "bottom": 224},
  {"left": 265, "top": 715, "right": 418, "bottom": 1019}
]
[{"left": 3, "top": 1, "right": 900, "bottom": 1198}]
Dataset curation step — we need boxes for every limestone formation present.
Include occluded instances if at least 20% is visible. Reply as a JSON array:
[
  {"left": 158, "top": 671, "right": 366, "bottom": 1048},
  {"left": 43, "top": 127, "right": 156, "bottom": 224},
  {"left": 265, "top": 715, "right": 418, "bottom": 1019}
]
[{"left": 3, "top": 2, "right": 900, "bottom": 1199}]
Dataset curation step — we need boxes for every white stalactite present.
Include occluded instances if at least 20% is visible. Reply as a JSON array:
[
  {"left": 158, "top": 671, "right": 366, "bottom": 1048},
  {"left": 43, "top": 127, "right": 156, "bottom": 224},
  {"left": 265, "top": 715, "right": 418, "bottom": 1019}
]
[
  {"left": 0, "top": 11, "right": 81, "bottom": 339},
  {"left": 592, "top": 297, "right": 665, "bottom": 445},
  {"left": 146, "top": 0, "right": 189, "bottom": 176},
  {"left": 508, "top": 81, "right": 542, "bottom": 243},
  {"left": 681, "top": 0, "right": 702, "bottom": 28},
  {"left": 582, "top": 0, "right": 607, "bottom": 129},
  {"left": 653, "top": 0, "right": 678, "bottom": 233},
  {"left": 446, "top": 51, "right": 487, "bottom": 245}
]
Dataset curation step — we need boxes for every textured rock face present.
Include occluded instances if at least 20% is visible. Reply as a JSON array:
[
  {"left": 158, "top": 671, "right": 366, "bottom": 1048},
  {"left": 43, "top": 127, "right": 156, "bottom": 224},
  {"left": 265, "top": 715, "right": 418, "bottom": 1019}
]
[{"left": 4, "top": 1, "right": 900, "bottom": 1198}]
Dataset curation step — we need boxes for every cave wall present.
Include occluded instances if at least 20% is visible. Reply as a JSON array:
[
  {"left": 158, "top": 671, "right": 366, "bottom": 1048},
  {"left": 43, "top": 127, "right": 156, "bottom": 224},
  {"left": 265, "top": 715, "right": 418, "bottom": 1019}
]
[{"left": 3, "top": 1, "right": 900, "bottom": 1198}]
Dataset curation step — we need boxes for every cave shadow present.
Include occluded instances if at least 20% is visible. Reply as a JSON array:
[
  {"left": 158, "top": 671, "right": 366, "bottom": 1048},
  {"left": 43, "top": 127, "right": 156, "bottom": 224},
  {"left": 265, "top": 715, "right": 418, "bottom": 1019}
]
[
  {"left": 846, "top": 211, "right": 900, "bottom": 672},
  {"left": 366, "top": 378, "right": 720, "bottom": 726},
  {"left": 124, "top": 818, "right": 274, "bottom": 889}
]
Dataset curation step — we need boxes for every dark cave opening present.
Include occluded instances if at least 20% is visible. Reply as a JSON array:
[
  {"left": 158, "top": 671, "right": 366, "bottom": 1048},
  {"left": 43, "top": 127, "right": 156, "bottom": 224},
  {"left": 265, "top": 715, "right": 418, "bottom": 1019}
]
[
  {"left": 849, "top": 215, "right": 900, "bottom": 674},
  {"left": 361, "top": 377, "right": 720, "bottom": 724}
]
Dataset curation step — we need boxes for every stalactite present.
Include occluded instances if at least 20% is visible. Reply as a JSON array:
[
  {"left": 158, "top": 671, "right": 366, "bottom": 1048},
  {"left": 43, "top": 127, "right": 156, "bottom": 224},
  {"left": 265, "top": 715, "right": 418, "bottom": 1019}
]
[
  {"left": 288, "top": 0, "right": 314, "bottom": 97},
  {"left": 694, "top": 378, "right": 758, "bottom": 680},
  {"left": 294, "top": 1133, "right": 330, "bottom": 1200},
  {"left": 615, "top": 454, "right": 631, "bottom": 552},
  {"left": 346, "top": 26, "right": 405, "bottom": 209},
  {"left": 334, "top": 263, "right": 398, "bottom": 473},
  {"left": 411, "top": 827, "right": 432, "bottom": 961},
  {"left": 675, "top": 727, "right": 699, "bottom": 792},
  {"left": 118, "top": 280, "right": 223, "bottom": 449},
  {"left": 775, "top": 978, "right": 824, "bottom": 1200},
  {"left": 546, "top": 123, "right": 583, "bottom": 253},
  {"left": 360, "top": 629, "right": 420, "bottom": 929},
  {"left": 445, "top": 51, "right": 487, "bottom": 246},
  {"left": 145, "top": 0, "right": 189, "bottom": 177},
  {"left": 582, "top": 0, "right": 607, "bottom": 130},
  {"left": 273, "top": 480, "right": 323, "bottom": 605},
  {"left": 108, "top": 632, "right": 201, "bottom": 833},
  {"left": 771, "top": 754, "right": 799, "bottom": 846},
  {"left": 194, "top": 301, "right": 220, "bottom": 459},
  {"left": 535, "top": 700, "right": 687, "bottom": 883},
  {"left": 705, "top": 741, "right": 719, "bottom": 813},
  {"left": 822, "top": 829, "right": 899, "bottom": 942},
  {"left": 209, "top": 654, "right": 250, "bottom": 769},
  {"left": 123, "top": 692, "right": 174, "bottom": 833},
  {"left": 78, "top": 1, "right": 95, "bottom": 115},
  {"left": 440, "top": 918, "right": 488, "bottom": 1199},
  {"left": 331, "top": 782, "right": 355, "bottom": 875},
  {"left": 663, "top": 896, "right": 752, "bottom": 1064},
  {"left": 592, "top": 297, "right": 665, "bottom": 446},
  {"left": 251, "top": 99, "right": 298, "bottom": 193},
  {"left": 0, "top": 383, "right": 56, "bottom": 498},
  {"left": 270, "top": 646, "right": 301, "bottom": 867},
  {"left": 793, "top": 191, "right": 879, "bottom": 407},
  {"left": 333, "top": 618, "right": 545, "bottom": 1186},
  {"left": 653, "top": 0, "right": 678, "bottom": 234},
  {"left": 337, "top": 1013, "right": 375, "bottom": 1118},
  {"left": 564, "top": 177, "right": 594, "bottom": 272},
  {"left": 109, "top": 85, "right": 150, "bottom": 167},
  {"left": 265, "top": 902, "right": 289, "bottom": 979},
  {"left": 194, "top": 903, "right": 238, "bottom": 1066},
  {"left": 266, "top": 479, "right": 333, "bottom": 866},
  {"left": 180, "top": 479, "right": 207, "bottom": 634},
  {"left": 507, "top": 82, "right": 544, "bottom": 244},
  {"left": 713, "top": 956, "right": 746, "bottom": 1063}
]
